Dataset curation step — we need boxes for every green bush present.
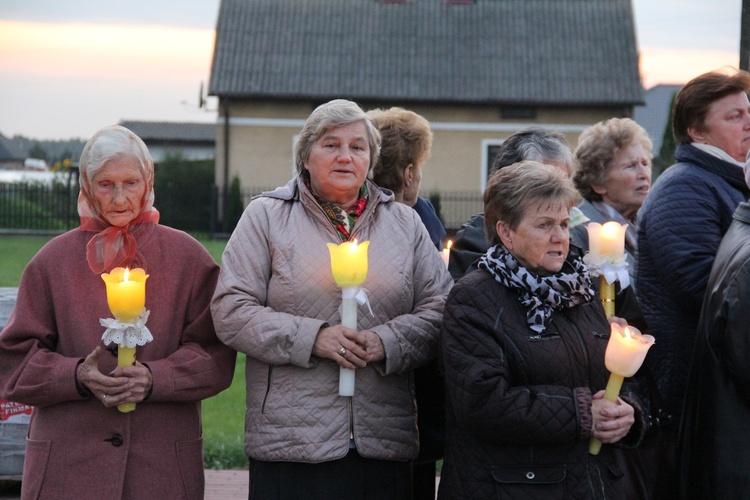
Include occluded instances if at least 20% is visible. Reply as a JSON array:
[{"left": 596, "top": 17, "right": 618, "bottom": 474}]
[
  {"left": 154, "top": 154, "right": 215, "bottom": 231},
  {"left": 429, "top": 191, "right": 444, "bottom": 225},
  {"left": 223, "top": 176, "right": 244, "bottom": 233}
]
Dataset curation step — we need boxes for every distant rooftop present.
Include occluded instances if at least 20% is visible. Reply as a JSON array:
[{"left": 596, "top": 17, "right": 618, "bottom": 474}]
[
  {"left": 0, "top": 133, "right": 24, "bottom": 161},
  {"left": 118, "top": 121, "right": 216, "bottom": 144},
  {"left": 633, "top": 84, "right": 682, "bottom": 153},
  {"left": 210, "top": 0, "right": 643, "bottom": 106}
]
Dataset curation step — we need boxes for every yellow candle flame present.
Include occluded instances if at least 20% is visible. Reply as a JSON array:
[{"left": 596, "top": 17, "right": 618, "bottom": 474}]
[
  {"left": 327, "top": 240, "right": 370, "bottom": 287},
  {"left": 446, "top": 240, "right": 453, "bottom": 250},
  {"left": 101, "top": 267, "right": 148, "bottom": 323},
  {"left": 586, "top": 221, "right": 628, "bottom": 259},
  {"left": 604, "top": 323, "right": 655, "bottom": 377}
]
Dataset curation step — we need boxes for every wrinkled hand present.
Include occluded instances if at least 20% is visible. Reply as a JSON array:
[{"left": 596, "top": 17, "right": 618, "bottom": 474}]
[
  {"left": 313, "top": 326, "right": 384, "bottom": 369},
  {"left": 360, "top": 330, "right": 384, "bottom": 364},
  {"left": 591, "top": 390, "right": 635, "bottom": 444},
  {"left": 77, "top": 347, "right": 153, "bottom": 408}
]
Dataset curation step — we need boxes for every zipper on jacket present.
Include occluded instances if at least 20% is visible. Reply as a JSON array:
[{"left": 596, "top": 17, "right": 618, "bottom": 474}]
[
  {"left": 349, "top": 398, "right": 354, "bottom": 441},
  {"left": 261, "top": 365, "right": 273, "bottom": 414}
]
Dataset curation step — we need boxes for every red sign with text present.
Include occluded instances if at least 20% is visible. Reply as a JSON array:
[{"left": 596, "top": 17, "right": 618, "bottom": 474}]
[{"left": 0, "top": 399, "right": 32, "bottom": 422}]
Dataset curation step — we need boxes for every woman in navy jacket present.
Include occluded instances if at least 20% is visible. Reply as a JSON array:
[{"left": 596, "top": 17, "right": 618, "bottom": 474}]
[{"left": 636, "top": 68, "right": 750, "bottom": 498}]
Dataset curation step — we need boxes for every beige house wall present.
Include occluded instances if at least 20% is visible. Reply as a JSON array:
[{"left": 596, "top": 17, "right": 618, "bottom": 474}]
[{"left": 215, "top": 100, "right": 629, "bottom": 226}]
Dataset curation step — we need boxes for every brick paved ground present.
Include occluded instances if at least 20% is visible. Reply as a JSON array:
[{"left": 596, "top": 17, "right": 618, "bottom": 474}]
[
  {"left": 205, "top": 470, "right": 440, "bottom": 499},
  {"left": 3, "top": 472, "right": 438, "bottom": 498},
  {"left": 204, "top": 470, "right": 249, "bottom": 499}
]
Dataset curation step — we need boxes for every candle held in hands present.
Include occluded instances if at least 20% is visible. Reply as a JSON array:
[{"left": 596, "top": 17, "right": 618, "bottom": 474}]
[
  {"left": 604, "top": 324, "right": 655, "bottom": 378},
  {"left": 327, "top": 240, "right": 370, "bottom": 396},
  {"left": 101, "top": 267, "right": 149, "bottom": 413},
  {"left": 589, "top": 323, "right": 654, "bottom": 454},
  {"left": 101, "top": 267, "right": 148, "bottom": 323}
]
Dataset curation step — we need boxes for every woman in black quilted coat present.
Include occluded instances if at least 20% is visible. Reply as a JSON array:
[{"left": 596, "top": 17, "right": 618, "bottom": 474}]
[{"left": 439, "top": 162, "right": 646, "bottom": 499}]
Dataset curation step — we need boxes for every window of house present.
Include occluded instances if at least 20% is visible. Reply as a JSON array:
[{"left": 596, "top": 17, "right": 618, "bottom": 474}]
[
  {"left": 481, "top": 139, "right": 505, "bottom": 192},
  {"left": 500, "top": 106, "right": 537, "bottom": 120}
]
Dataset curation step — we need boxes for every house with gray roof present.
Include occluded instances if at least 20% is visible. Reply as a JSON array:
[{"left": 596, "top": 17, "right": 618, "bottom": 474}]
[
  {"left": 118, "top": 121, "right": 216, "bottom": 163},
  {"left": 633, "top": 84, "right": 682, "bottom": 155},
  {"left": 209, "top": 0, "right": 643, "bottom": 227},
  {"left": 0, "top": 134, "right": 24, "bottom": 170}
]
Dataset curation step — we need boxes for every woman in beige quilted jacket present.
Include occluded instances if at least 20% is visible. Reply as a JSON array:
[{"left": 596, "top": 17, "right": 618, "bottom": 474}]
[{"left": 211, "top": 99, "right": 452, "bottom": 500}]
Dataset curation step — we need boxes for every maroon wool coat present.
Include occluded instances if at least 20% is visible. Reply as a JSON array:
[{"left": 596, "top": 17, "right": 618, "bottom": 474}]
[{"left": 0, "top": 224, "right": 236, "bottom": 500}]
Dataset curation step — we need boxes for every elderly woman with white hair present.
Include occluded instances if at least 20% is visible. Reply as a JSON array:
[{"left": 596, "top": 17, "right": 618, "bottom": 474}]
[
  {"left": 0, "top": 125, "right": 236, "bottom": 499},
  {"left": 211, "top": 99, "right": 452, "bottom": 499}
]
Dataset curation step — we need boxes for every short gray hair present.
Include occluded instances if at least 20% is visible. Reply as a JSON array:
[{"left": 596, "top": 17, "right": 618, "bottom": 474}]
[
  {"left": 490, "top": 128, "right": 576, "bottom": 177},
  {"left": 573, "top": 118, "right": 653, "bottom": 201},
  {"left": 484, "top": 161, "right": 581, "bottom": 246},
  {"left": 294, "top": 99, "right": 381, "bottom": 173}
]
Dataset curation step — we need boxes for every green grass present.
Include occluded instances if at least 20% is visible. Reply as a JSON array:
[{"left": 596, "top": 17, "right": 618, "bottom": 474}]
[
  {"left": 203, "top": 354, "right": 247, "bottom": 469},
  {"left": 0, "top": 234, "right": 228, "bottom": 286},
  {"left": 0, "top": 235, "right": 53, "bottom": 286},
  {"left": 0, "top": 233, "right": 245, "bottom": 469}
]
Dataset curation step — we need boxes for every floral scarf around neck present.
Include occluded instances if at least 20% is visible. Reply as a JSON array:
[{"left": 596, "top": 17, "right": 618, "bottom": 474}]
[
  {"left": 303, "top": 172, "right": 368, "bottom": 242},
  {"left": 478, "top": 244, "right": 596, "bottom": 333}
]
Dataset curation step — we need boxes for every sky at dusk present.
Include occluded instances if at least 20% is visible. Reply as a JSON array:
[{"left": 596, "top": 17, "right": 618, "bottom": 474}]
[{"left": 0, "top": 0, "right": 743, "bottom": 140}]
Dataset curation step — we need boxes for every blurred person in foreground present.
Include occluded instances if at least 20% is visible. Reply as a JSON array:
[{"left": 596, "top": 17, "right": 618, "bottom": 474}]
[
  {"left": 447, "top": 128, "right": 585, "bottom": 280},
  {"left": 439, "top": 161, "right": 645, "bottom": 499},
  {"left": 678, "top": 165, "right": 750, "bottom": 498},
  {"left": 211, "top": 99, "right": 452, "bottom": 499},
  {"left": 572, "top": 117, "right": 653, "bottom": 291},
  {"left": 636, "top": 68, "right": 750, "bottom": 496},
  {"left": 0, "top": 125, "right": 236, "bottom": 499},
  {"left": 369, "top": 106, "right": 449, "bottom": 500}
]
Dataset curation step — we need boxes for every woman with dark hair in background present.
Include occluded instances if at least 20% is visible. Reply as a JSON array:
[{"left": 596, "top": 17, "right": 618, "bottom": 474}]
[
  {"left": 447, "top": 128, "right": 583, "bottom": 280},
  {"left": 636, "top": 68, "right": 750, "bottom": 497}
]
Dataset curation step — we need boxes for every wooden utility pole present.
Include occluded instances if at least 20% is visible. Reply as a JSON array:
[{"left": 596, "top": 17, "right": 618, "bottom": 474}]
[{"left": 742, "top": 0, "right": 750, "bottom": 71}]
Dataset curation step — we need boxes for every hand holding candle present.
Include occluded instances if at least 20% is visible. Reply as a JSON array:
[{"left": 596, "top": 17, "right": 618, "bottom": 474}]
[
  {"left": 589, "top": 323, "right": 654, "bottom": 454},
  {"left": 327, "top": 240, "right": 370, "bottom": 396},
  {"left": 101, "top": 267, "right": 150, "bottom": 413}
]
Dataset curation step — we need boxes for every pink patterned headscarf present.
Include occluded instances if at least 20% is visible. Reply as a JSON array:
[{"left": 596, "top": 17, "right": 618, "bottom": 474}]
[{"left": 78, "top": 125, "right": 160, "bottom": 274}]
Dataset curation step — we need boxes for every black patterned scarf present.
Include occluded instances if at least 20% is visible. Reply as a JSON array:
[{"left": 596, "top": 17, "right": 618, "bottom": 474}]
[{"left": 478, "top": 244, "right": 596, "bottom": 333}]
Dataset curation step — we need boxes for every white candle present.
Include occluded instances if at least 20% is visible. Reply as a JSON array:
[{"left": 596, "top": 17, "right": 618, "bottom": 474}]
[
  {"left": 441, "top": 240, "right": 453, "bottom": 268},
  {"left": 339, "top": 287, "right": 358, "bottom": 396},
  {"left": 327, "top": 240, "right": 370, "bottom": 396},
  {"left": 586, "top": 221, "right": 628, "bottom": 260}
]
